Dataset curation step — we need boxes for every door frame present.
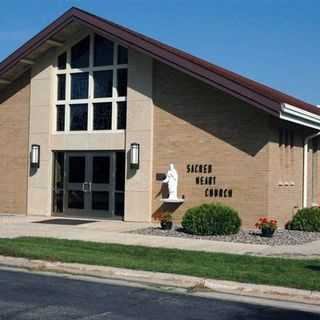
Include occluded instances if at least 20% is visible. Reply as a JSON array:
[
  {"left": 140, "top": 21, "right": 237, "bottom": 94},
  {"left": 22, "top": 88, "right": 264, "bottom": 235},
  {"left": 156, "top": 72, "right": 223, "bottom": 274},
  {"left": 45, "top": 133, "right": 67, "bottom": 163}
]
[{"left": 53, "top": 150, "right": 119, "bottom": 219}]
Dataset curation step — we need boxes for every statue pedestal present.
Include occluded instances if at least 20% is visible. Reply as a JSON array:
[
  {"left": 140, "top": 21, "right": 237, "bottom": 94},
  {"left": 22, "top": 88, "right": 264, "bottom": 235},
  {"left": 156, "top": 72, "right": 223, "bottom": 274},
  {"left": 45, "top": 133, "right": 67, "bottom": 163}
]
[{"left": 160, "top": 198, "right": 185, "bottom": 203}]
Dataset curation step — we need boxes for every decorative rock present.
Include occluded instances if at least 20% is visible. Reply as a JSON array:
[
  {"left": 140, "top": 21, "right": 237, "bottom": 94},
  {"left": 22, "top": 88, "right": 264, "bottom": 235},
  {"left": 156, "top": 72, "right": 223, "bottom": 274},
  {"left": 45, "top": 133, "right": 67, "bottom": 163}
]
[{"left": 130, "top": 228, "right": 320, "bottom": 246}]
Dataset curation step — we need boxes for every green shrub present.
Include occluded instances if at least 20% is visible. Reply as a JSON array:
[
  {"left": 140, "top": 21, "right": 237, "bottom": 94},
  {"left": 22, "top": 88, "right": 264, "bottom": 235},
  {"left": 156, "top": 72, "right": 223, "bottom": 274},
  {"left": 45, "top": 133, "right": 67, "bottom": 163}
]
[
  {"left": 287, "top": 207, "right": 320, "bottom": 232},
  {"left": 181, "top": 203, "right": 241, "bottom": 235}
]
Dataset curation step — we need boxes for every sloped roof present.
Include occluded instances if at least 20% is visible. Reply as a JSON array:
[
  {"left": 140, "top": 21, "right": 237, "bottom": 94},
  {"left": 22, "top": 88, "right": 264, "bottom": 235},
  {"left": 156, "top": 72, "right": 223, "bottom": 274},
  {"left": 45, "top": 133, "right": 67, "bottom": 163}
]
[{"left": 0, "top": 7, "right": 318, "bottom": 117}]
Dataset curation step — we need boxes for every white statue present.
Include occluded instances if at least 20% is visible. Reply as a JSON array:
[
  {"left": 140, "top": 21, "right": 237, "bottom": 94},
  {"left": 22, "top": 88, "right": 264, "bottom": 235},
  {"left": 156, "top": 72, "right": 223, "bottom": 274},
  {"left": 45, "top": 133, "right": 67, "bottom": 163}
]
[{"left": 162, "top": 164, "right": 178, "bottom": 200}]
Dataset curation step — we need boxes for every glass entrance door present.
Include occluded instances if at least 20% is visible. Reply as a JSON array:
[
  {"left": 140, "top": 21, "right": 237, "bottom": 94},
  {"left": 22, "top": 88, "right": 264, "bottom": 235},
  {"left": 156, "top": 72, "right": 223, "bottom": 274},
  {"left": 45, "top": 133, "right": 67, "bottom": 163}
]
[
  {"left": 89, "top": 153, "right": 114, "bottom": 216},
  {"left": 63, "top": 152, "right": 115, "bottom": 217}
]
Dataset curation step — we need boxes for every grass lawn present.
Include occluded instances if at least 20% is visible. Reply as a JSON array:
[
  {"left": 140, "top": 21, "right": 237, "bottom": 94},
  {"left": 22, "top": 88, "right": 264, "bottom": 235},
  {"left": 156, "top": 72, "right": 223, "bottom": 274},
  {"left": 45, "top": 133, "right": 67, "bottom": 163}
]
[{"left": 0, "top": 237, "right": 319, "bottom": 291}]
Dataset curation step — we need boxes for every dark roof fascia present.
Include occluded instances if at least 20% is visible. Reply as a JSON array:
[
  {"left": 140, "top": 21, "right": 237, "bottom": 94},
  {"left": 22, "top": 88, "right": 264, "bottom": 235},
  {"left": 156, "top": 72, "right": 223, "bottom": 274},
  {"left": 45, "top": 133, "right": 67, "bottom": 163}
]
[{"left": 71, "top": 10, "right": 281, "bottom": 116}]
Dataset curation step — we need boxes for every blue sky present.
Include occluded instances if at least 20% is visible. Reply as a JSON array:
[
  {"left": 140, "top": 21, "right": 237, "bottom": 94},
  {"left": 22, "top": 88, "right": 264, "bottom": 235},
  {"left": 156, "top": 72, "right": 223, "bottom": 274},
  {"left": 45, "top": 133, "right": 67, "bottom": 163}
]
[{"left": 0, "top": 0, "right": 319, "bottom": 104}]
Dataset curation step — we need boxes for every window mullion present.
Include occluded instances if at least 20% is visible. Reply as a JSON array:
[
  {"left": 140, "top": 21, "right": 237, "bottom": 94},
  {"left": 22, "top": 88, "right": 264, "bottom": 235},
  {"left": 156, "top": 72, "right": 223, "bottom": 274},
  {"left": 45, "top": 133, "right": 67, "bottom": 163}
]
[
  {"left": 112, "top": 45, "right": 118, "bottom": 131},
  {"left": 64, "top": 48, "right": 71, "bottom": 133},
  {"left": 88, "top": 34, "right": 94, "bottom": 132},
  {"left": 88, "top": 71, "right": 94, "bottom": 132}
]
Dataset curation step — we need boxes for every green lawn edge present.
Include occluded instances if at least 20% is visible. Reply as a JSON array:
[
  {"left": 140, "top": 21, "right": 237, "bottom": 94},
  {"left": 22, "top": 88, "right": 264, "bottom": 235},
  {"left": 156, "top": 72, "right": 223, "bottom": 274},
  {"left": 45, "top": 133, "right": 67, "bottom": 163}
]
[{"left": 0, "top": 236, "right": 319, "bottom": 291}]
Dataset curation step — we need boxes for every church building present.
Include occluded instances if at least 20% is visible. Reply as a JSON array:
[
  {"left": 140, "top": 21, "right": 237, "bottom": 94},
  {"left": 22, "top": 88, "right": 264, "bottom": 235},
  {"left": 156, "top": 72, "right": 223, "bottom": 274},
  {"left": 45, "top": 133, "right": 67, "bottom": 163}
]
[{"left": 0, "top": 7, "right": 319, "bottom": 227}]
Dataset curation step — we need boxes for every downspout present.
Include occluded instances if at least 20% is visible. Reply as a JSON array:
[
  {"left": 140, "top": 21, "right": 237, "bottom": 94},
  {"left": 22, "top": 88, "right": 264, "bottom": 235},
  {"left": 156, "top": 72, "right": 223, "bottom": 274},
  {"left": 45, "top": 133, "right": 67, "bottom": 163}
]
[{"left": 303, "top": 131, "right": 320, "bottom": 207}]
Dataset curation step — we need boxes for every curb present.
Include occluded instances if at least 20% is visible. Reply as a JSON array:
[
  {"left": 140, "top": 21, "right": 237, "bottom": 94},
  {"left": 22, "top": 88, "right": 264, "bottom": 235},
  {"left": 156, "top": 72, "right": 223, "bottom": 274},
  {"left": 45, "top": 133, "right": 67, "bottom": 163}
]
[{"left": 0, "top": 255, "right": 319, "bottom": 306}]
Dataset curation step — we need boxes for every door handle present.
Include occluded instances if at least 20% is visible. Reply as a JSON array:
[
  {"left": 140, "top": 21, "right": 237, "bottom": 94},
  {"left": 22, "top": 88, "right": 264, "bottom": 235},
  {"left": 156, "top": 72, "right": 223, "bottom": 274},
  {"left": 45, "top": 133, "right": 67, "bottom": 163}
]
[{"left": 82, "top": 182, "right": 90, "bottom": 192}]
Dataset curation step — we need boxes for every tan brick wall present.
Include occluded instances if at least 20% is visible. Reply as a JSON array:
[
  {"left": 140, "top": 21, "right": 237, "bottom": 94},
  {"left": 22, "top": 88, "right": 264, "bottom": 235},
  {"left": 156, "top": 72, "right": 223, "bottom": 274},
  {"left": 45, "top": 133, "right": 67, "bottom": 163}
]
[
  {"left": 152, "top": 61, "right": 270, "bottom": 227},
  {"left": 267, "top": 120, "right": 307, "bottom": 226},
  {"left": 152, "top": 61, "right": 313, "bottom": 227},
  {"left": 0, "top": 73, "right": 30, "bottom": 214}
]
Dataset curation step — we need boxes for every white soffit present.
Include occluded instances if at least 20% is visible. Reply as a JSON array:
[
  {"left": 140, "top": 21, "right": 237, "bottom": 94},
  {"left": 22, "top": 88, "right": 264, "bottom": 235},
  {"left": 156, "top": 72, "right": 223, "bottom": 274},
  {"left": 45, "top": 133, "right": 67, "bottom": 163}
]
[{"left": 280, "top": 103, "right": 320, "bottom": 130}]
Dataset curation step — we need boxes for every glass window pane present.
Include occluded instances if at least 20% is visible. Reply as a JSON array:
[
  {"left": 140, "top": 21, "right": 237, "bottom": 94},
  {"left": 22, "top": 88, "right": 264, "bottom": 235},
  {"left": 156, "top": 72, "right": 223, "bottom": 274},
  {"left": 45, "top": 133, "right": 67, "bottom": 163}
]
[
  {"left": 71, "top": 36, "right": 90, "bottom": 68},
  {"left": 115, "top": 151, "right": 125, "bottom": 191},
  {"left": 71, "top": 73, "right": 89, "bottom": 100},
  {"left": 68, "top": 156, "right": 86, "bottom": 183},
  {"left": 117, "top": 101, "right": 127, "bottom": 130},
  {"left": 117, "top": 69, "right": 127, "bottom": 97},
  {"left": 117, "top": 46, "right": 128, "bottom": 64},
  {"left": 94, "top": 70, "right": 113, "bottom": 98},
  {"left": 58, "top": 52, "right": 67, "bottom": 70},
  {"left": 70, "top": 104, "right": 88, "bottom": 131},
  {"left": 53, "top": 190, "right": 64, "bottom": 213},
  {"left": 57, "top": 74, "right": 66, "bottom": 100},
  {"left": 93, "top": 156, "right": 110, "bottom": 184},
  {"left": 53, "top": 152, "right": 65, "bottom": 213},
  {"left": 93, "top": 103, "right": 112, "bottom": 130},
  {"left": 114, "top": 192, "right": 124, "bottom": 216},
  {"left": 56, "top": 105, "right": 65, "bottom": 131},
  {"left": 94, "top": 34, "right": 114, "bottom": 66},
  {"left": 54, "top": 152, "right": 65, "bottom": 189},
  {"left": 68, "top": 191, "right": 84, "bottom": 209},
  {"left": 92, "top": 191, "right": 109, "bottom": 210}
]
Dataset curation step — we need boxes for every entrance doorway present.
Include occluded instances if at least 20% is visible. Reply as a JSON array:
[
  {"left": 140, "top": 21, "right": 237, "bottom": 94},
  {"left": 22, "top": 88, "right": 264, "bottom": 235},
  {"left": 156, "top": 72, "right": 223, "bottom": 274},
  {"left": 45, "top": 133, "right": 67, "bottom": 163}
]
[{"left": 53, "top": 151, "right": 125, "bottom": 218}]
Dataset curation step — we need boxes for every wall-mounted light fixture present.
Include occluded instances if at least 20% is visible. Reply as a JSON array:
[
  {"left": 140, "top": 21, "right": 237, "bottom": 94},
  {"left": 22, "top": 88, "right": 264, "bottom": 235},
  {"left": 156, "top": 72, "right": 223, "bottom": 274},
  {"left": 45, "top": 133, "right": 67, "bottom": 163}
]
[
  {"left": 130, "top": 143, "right": 140, "bottom": 169},
  {"left": 31, "top": 144, "right": 40, "bottom": 168}
]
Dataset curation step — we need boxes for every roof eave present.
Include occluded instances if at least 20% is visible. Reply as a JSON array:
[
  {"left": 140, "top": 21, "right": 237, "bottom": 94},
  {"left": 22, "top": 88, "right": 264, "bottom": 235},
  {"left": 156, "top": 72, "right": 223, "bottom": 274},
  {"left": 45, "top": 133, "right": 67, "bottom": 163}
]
[{"left": 280, "top": 103, "right": 320, "bottom": 130}]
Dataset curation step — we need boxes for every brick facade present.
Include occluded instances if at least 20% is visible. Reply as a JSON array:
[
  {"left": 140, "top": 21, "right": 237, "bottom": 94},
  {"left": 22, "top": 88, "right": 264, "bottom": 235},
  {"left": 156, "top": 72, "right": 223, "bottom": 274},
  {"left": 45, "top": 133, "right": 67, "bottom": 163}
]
[
  {"left": 152, "top": 61, "right": 312, "bottom": 227},
  {"left": 0, "top": 72, "right": 30, "bottom": 214}
]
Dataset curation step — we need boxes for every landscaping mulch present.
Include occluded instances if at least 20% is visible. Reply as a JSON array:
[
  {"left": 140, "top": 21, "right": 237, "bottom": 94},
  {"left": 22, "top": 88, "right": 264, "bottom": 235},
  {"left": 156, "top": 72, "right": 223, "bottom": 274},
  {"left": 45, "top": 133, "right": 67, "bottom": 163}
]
[{"left": 130, "top": 227, "right": 320, "bottom": 246}]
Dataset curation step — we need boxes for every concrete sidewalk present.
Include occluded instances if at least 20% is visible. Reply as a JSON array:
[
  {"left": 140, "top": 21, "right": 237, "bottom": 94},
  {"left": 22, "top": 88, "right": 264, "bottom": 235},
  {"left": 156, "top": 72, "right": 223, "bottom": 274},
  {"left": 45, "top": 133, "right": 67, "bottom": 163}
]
[{"left": 0, "top": 214, "right": 319, "bottom": 259}]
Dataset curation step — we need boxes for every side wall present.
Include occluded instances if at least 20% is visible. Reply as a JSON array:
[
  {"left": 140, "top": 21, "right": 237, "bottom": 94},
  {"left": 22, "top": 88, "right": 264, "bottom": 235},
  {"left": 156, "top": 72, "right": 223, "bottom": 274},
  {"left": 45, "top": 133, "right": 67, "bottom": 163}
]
[
  {"left": 0, "top": 73, "right": 30, "bottom": 214},
  {"left": 267, "top": 119, "right": 306, "bottom": 225},
  {"left": 152, "top": 61, "right": 270, "bottom": 227}
]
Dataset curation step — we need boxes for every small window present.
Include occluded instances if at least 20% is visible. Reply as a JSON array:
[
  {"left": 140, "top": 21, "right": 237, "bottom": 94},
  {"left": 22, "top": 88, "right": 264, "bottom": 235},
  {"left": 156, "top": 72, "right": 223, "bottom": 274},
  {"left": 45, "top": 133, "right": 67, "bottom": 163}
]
[
  {"left": 114, "top": 192, "right": 124, "bottom": 216},
  {"left": 117, "top": 46, "right": 128, "bottom": 64},
  {"left": 117, "top": 101, "right": 127, "bottom": 129},
  {"left": 70, "top": 104, "right": 88, "bottom": 131},
  {"left": 94, "top": 71, "right": 113, "bottom": 98},
  {"left": 57, "top": 74, "right": 66, "bottom": 101},
  {"left": 71, "top": 73, "right": 89, "bottom": 100},
  {"left": 69, "top": 156, "right": 86, "bottom": 182},
  {"left": 115, "top": 151, "right": 125, "bottom": 191},
  {"left": 92, "top": 191, "right": 109, "bottom": 210},
  {"left": 93, "top": 156, "right": 110, "bottom": 184},
  {"left": 71, "top": 36, "right": 90, "bottom": 69},
  {"left": 117, "top": 69, "right": 127, "bottom": 97},
  {"left": 56, "top": 105, "right": 65, "bottom": 131},
  {"left": 57, "top": 52, "right": 67, "bottom": 70},
  {"left": 94, "top": 34, "right": 114, "bottom": 66},
  {"left": 93, "top": 102, "right": 112, "bottom": 130},
  {"left": 68, "top": 191, "right": 84, "bottom": 209}
]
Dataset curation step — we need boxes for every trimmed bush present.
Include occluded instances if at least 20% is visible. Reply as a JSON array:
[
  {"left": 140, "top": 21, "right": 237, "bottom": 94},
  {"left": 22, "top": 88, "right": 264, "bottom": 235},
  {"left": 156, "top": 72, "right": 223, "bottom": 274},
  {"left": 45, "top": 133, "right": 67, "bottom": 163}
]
[
  {"left": 182, "top": 203, "right": 241, "bottom": 235},
  {"left": 287, "top": 207, "right": 320, "bottom": 232}
]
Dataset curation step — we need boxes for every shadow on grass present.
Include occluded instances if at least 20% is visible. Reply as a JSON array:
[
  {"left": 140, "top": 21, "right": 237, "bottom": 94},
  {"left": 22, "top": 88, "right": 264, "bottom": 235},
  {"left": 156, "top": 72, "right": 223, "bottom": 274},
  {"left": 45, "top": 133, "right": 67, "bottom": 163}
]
[{"left": 305, "top": 265, "right": 320, "bottom": 272}]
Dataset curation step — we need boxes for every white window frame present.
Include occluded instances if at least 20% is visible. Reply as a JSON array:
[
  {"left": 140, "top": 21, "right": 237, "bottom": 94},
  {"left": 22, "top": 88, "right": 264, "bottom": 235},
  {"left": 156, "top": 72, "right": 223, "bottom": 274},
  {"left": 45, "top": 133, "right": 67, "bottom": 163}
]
[{"left": 53, "top": 31, "right": 128, "bottom": 134}]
